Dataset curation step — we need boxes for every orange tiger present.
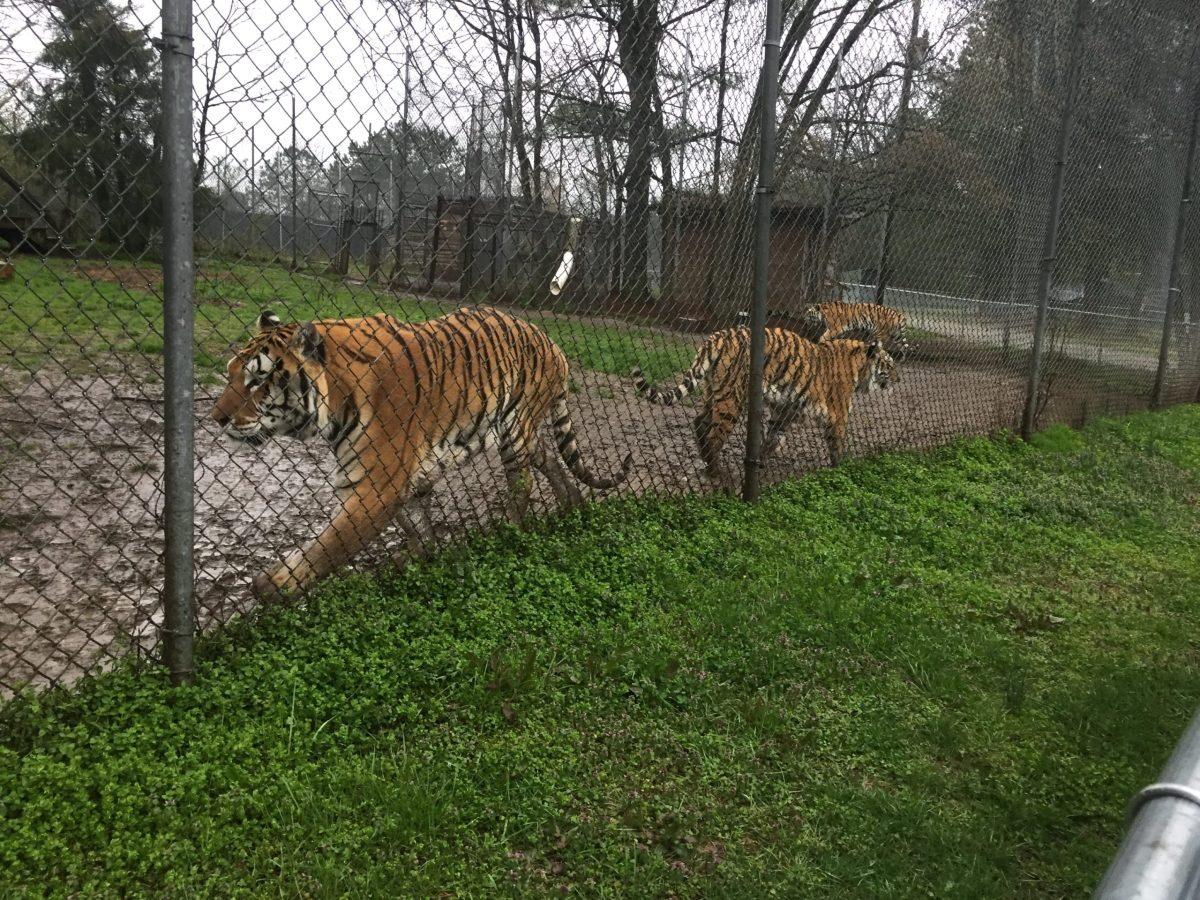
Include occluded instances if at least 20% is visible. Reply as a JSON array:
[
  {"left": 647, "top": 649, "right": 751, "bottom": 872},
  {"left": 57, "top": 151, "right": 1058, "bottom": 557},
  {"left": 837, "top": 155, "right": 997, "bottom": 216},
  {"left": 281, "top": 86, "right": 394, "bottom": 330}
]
[
  {"left": 212, "top": 307, "right": 632, "bottom": 600},
  {"left": 632, "top": 327, "right": 896, "bottom": 484},
  {"left": 800, "top": 301, "right": 910, "bottom": 359}
]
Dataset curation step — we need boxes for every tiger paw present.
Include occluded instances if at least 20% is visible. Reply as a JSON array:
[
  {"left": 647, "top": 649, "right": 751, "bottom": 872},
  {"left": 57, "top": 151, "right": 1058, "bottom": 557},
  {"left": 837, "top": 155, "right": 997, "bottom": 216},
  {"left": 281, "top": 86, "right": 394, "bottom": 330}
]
[{"left": 251, "top": 571, "right": 285, "bottom": 602}]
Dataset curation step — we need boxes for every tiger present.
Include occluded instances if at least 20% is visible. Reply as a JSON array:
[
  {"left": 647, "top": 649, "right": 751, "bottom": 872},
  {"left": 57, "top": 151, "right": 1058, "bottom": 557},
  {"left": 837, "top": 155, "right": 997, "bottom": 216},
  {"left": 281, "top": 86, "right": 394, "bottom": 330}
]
[
  {"left": 211, "top": 307, "right": 633, "bottom": 600},
  {"left": 631, "top": 327, "right": 897, "bottom": 485},
  {"left": 800, "top": 301, "right": 910, "bottom": 360}
]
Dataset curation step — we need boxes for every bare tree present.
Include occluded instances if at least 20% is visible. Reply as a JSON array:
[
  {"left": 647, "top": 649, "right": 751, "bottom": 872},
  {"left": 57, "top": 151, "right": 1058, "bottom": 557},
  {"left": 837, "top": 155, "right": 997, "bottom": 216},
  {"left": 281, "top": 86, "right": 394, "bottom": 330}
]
[
  {"left": 194, "top": 0, "right": 285, "bottom": 188},
  {"left": 431, "top": 0, "right": 551, "bottom": 205},
  {"left": 573, "top": 0, "right": 722, "bottom": 305},
  {"left": 711, "top": 0, "right": 734, "bottom": 194},
  {"left": 707, "top": 0, "right": 908, "bottom": 315}
]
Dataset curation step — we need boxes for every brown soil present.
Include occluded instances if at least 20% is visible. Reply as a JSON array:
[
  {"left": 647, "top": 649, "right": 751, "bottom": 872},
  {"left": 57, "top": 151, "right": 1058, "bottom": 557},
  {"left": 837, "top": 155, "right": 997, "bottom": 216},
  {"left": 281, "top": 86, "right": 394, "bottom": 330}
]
[
  {"left": 73, "top": 264, "right": 163, "bottom": 293},
  {"left": 0, "top": 356, "right": 1121, "bottom": 692},
  {"left": 72, "top": 264, "right": 238, "bottom": 294}
]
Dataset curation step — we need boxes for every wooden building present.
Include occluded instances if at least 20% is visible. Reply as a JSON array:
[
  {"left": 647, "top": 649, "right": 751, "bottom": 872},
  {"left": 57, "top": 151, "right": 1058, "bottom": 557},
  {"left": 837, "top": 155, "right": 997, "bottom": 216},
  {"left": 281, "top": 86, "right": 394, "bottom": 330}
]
[
  {"left": 384, "top": 195, "right": 571, "bottom": 298},
  {"left": 665, "top": 197, "right": 830, "bottom": 328},
  {"left": 0, "top": 163, "right": 67, "bottom": 255}
]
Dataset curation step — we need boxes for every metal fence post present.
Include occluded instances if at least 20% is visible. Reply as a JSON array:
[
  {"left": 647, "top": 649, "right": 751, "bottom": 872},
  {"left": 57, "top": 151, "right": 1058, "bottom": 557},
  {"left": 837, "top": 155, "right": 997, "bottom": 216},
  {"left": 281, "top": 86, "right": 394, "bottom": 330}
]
[
  {"left": 741, "top": 0, "right": 781, "bottom": 502},
  {"left": 1095, "top": 705, "right": 1200, "bottom": 898},
  {"left": 392, "top": 46, "right": 412, "bottom": 285},
  {"left": 1020, "top": 0, "right": 1091, "bottom": 440},
  {"left": 428, "top": 193, "right": 445, "bottom": 288},
  {"left": 160, "top": 0, "right": 196, "bottom": 685},
  {"left": 461, "top": 200, "right": 475, "bottom": 297},
  {"left": 1152, "top": 42, "right": 1200, "bottom": 409},
  {"left": 290, "top": 93, "right": 299, "bottom": 272}
]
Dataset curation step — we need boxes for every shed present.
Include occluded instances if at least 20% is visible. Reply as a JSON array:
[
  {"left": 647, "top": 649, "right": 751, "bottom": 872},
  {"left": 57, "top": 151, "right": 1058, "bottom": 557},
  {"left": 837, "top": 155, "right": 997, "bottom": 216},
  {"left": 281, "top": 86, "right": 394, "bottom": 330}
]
[
  {"left": 410, "top": 196, "right": 572, "bottom": 296},
  {"left": 665, "top": 197, "right": 830, "bottom": 327},
  {"left": 0, "top": 163, "right": 67, "bottom": 255}
]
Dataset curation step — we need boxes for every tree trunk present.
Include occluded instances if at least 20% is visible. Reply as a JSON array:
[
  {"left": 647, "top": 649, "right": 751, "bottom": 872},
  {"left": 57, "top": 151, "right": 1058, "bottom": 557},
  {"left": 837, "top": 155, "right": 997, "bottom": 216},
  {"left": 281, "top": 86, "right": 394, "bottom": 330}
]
[
  {"left": 712, "top": 0, "right": 733, "bottom": 195},
  {"left": 711, "top": 0, "right": 894, "bottom": 316},
  {"left": 529, "top": 0, "right": 545, "bottom": 206},
  {"left": 613, "top": 173, "right": 625, "bottom": 293},
  {"left": 655, "top": 84, "right": 676, "bottom": 303},
  {"left": 616, "top": 0, "right": 660, "bottom": 308},
  {"left": 497, "top": 0, "right": 535, "bottom": 203}
]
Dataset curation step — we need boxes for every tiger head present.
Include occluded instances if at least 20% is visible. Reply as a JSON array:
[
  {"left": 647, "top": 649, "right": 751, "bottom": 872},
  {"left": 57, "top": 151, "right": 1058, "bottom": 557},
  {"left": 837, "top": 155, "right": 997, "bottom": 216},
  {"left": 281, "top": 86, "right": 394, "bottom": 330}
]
[
  {"left": 211, "top": 310, "right": 326, "bottom": 445},
  {"left": 859, "top": 341, "right": 899, "bottom": 394},
  {"left": 799, "top": 304, "right": 828, "bottom": 342}
]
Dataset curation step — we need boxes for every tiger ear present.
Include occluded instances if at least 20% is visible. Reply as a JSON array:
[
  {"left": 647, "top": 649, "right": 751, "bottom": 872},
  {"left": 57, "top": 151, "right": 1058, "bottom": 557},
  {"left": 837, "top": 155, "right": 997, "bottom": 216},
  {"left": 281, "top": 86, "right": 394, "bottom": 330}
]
[
  {"left": 292, "top": 322, "right": 326, "bottom": 364},
  {"left": 866, "top": 340, "right": 882, "bottom": 359},
  {"left": 257, "top": 310, "right": 282, "bottom": 332},
  {"left": 802, "top": 307, "right": 826, "bottom": 341}
]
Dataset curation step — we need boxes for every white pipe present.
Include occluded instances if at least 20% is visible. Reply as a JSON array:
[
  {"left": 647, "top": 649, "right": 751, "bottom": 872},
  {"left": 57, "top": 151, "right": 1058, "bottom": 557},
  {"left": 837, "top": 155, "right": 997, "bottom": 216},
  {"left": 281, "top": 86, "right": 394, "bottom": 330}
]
[{"left": 550, "top": 216, "right": 581, "bottom": 296}]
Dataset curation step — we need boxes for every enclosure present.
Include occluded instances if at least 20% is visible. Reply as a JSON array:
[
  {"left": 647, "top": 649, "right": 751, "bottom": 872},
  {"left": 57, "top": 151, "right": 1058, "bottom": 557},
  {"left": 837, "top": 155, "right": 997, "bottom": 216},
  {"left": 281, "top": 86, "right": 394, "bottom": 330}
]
[{"left": 1, "top": 0, "right": 1199, "bottom": 691}]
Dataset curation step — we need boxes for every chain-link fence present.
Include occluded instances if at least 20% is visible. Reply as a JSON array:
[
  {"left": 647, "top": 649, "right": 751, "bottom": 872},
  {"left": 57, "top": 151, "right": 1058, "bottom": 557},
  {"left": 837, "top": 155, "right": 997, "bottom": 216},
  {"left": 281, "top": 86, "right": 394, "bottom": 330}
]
[{"left": 1, "top": 0, "right": 1199, "bottom": 692}]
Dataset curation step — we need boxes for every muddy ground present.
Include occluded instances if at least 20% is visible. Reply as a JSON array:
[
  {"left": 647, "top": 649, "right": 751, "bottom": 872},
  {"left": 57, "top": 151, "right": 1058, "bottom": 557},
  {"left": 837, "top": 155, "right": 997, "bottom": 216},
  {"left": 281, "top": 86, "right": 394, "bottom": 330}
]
[{"left": 0, "top": 357, "right": 1111, "bottom": 691}]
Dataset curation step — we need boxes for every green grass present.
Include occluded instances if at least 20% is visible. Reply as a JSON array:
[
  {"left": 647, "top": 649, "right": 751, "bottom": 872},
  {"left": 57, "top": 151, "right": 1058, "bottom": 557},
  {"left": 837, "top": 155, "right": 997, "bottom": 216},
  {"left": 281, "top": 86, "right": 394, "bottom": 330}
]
[
  {"left": 5, "top": 406, "right": 1200, "bottom": 896},
  {"left": 1, "top": 257, "right": 696, "bottom": 382},
  {"left": 543, "top": 322, "right": 695, "bottom": 383}
]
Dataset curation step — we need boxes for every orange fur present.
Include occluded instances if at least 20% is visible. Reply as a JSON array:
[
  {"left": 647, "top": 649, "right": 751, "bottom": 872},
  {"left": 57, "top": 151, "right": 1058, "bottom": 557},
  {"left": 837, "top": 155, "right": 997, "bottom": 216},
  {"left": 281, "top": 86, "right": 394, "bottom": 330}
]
[
  {"left": 634, "top": 327, "right": 896, "bottom": 485},
  {"left": 212, "top": 307, "right": 631, "bottom": 599},
  {"left": 800, "top": 301, "right": 909, "bottom": 358}
]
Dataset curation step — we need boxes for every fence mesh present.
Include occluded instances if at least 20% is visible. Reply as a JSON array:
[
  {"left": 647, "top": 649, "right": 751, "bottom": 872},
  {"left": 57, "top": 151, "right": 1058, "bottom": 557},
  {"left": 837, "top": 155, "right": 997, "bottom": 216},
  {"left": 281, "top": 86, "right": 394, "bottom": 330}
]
[{"left": 1, "top": 0, "right": 1198, "bottom": 691}]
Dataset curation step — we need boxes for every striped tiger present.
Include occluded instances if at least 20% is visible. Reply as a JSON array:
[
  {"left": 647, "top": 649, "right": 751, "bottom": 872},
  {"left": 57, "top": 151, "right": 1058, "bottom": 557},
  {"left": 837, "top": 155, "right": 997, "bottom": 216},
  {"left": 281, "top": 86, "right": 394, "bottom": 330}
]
[
  {"left": 800, "top": 301, "right": 910, "bottom": 359},
  {"left": 212, "top": 307, "right": 632, "bottom": 600},
  {"left": 632, "top": 327, "right": 896, "bottom": 484}
]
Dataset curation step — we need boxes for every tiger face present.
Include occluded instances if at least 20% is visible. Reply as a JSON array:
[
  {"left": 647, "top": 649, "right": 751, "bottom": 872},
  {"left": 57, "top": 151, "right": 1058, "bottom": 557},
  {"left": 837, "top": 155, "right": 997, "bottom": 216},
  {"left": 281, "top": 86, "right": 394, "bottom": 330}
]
[
  {"left": 799, "top": 305, "right": 828, "bottom": 341},
  {"left": 860, "top": 342, "right": 898, "bottom": 394},
  {"left": 211, "top": 311, "right": 323, "bottom": 445}
]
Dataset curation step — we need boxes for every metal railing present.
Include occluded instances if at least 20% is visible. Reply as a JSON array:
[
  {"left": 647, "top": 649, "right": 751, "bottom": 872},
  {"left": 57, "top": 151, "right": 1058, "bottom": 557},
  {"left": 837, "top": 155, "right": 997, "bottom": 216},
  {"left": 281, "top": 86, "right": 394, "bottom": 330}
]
[{"left": 1096, "top": 706, "right": 1200, "bottom": 898}]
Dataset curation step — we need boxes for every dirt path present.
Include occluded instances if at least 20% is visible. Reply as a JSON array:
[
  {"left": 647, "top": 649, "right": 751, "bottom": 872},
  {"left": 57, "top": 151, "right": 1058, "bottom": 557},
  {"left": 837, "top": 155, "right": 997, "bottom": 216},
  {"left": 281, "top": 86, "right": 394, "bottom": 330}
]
[{"left": 0, "top": 359, "right": 1044, "bottom": 691}]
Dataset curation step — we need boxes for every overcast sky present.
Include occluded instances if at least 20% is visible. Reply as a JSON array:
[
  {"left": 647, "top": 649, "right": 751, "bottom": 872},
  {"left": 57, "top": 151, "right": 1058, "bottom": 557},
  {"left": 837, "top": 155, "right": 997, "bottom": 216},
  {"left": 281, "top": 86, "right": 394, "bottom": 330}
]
[{"left": 2, "top": 0, "right": 966, "bottom": 205}]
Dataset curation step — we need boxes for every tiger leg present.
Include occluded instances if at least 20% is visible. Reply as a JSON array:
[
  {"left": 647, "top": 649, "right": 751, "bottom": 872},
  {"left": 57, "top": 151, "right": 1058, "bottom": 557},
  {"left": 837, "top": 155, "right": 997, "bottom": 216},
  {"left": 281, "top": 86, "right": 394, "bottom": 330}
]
[
  {"left": 500, "top": 419, "right": 538, "bottom": 524},
  {"left": 819, "top": 407, "right": 849, "bottom": 466},
  {"left": 762, "top": 402, "right": 802, "bottom": 459},
  {"left": 533, "top": 435, "right": 585, "bottom": 509},
  {"left": 253, "top": 476, "right": 402, "bottom": 601},
  {"left": 693, "top": 398, "right": 739, "bottom": 491},
  {"left": 395, "top": 438, "right": 479, "bottom": 558},
  {"left": 394, "top": 477, "right": 436, "bottom": 559}
]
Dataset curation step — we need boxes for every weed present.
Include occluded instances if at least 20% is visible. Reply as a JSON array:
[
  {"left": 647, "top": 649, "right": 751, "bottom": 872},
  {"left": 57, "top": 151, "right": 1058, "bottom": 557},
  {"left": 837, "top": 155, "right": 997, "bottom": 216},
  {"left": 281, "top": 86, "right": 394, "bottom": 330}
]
[
  {"left": 4, "top": 257, "right": 695, "bottom": 380},
  {"left": 2, "top": 384, "right": 1200, "bottom": 897}
]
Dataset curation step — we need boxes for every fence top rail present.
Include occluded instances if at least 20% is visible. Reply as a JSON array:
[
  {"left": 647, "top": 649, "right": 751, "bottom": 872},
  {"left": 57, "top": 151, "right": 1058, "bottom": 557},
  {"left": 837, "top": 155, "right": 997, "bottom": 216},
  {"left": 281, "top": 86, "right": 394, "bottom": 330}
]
[{"left": 842, "top": 282, "right": 1175, "bottom": 327}]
